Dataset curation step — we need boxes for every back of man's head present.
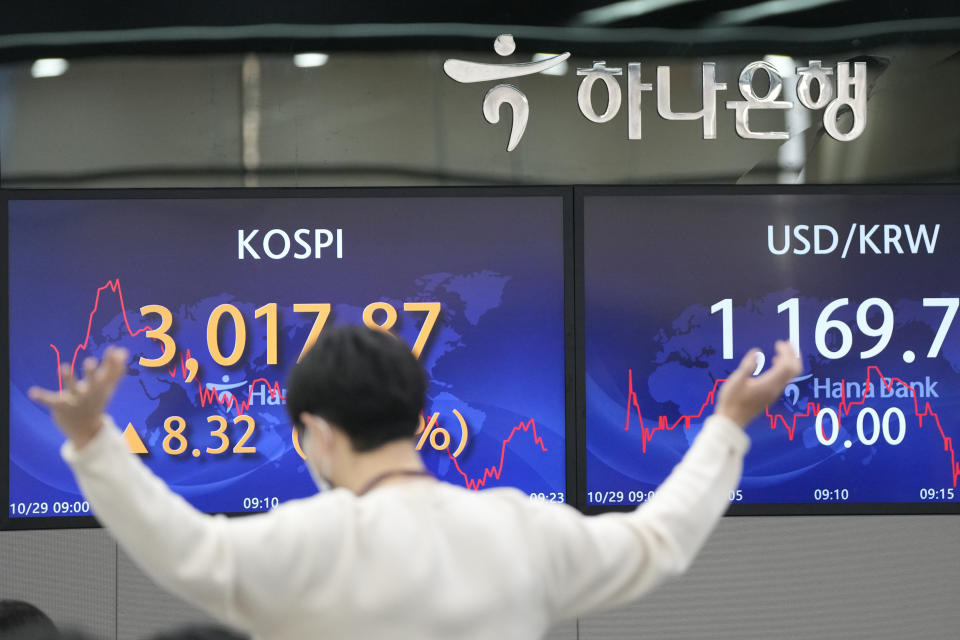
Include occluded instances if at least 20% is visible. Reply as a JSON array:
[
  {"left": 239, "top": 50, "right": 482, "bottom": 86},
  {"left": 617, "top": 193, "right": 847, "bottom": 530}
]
[
  {"left": 286, "top": 325, "right": 427, "bottom": 451},
  {"left": 147, "top": 624, "right": 248, "bottom": 640},
  {"left": 0, "top": 600, "right": 57, "bottom": 639}
]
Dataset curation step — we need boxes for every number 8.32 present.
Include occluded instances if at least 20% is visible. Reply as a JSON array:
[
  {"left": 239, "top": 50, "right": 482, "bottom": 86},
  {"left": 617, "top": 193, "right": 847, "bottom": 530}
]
[{"left": 162, "top": 415, "right": 258, "bottom": 456}]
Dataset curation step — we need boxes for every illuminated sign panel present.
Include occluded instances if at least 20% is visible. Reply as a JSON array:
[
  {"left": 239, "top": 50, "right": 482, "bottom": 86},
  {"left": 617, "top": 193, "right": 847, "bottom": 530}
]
[
  {"left": 5, "top": 191, "right": 570, "bottom": 525},
  {"left": 581, "top": 189, "right": 959, "bottom": 513}
]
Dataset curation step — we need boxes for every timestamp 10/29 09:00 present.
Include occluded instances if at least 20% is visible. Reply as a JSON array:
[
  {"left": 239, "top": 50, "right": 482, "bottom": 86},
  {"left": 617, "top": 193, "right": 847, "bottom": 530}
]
[
  {"left": 10, "top": 492, "right": 569, "bottom": 519},
  {"left": 10, "top": 501, "right": 91, "bottom": 517},
  {"left": 587, "top": 488, "right": 958, "bottom": 505}
]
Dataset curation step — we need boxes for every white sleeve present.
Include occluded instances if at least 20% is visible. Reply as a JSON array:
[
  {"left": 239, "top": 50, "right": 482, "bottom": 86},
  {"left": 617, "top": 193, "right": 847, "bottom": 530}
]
[
  {"left": 537, "top": 414, "right": 750, "bottom": 620},
  {"left": 61, "top": 415, "right": 342, "bottom": 632}
]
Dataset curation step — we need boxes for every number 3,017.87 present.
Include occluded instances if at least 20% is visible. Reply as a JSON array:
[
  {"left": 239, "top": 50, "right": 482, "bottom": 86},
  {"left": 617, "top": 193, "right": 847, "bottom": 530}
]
[{"left": 138, "top": 301, "right": 442, "bottom": 369}]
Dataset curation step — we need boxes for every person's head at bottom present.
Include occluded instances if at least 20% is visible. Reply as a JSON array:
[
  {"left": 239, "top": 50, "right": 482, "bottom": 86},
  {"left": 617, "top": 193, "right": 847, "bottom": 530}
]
[
  {"left": 146, "top": 624, "right": 248, "bottom": 640},
  {"left": 0, "top": 600, "right": 57, "bottom": 639},
  {"left": 285, "top": 326, "right": 428, "bottom": 493}
]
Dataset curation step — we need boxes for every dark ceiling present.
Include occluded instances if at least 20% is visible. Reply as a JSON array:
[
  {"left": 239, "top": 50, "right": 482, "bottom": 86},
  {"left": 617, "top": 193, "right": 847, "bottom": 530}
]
[{"left": 2, "top": 0, "right": 959, "bottom": 60}]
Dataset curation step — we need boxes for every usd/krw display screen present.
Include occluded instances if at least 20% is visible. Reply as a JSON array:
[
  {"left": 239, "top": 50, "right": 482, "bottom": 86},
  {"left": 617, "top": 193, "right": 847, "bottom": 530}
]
[
  {"left": 583, "top": 191, "right": 960, "bottom": 513},
  {"left": 6, "top": 192, "right": 568, "bottom": 524}
]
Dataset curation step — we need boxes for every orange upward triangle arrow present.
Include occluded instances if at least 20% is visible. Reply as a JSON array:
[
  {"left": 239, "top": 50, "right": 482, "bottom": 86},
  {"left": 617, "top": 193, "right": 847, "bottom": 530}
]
[{"left": 121, "top": 423, "right": 149, "bottom": 454}]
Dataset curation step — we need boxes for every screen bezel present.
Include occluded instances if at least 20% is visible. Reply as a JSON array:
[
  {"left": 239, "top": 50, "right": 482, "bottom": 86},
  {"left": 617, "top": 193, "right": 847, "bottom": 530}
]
[
  {"left": 2, "top": 186, "right": 577, "bottom": 530},
  {"left": 575, "top": 184, "right": 960, "bottom": 516}
]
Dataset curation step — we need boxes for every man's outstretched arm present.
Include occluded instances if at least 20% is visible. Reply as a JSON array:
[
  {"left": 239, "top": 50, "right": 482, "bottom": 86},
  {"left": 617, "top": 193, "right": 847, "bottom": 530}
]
[
  {"left": 29, "top": 348, "right": 337, "bottom": 632},
  {"left": 537, "top": 341, "right": 802, "bottom": 620}
]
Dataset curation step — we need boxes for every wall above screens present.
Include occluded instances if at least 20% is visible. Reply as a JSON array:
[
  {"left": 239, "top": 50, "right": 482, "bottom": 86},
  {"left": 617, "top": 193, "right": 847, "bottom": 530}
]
[
  {"left": 2, "top": 188, "right": 574, "bottom": 529},
  {"left": 578, "top": 185, "right": 960, "bottom": 515},
  {"left": 4, "top": 186, "right": 960, "bottom": 530}
]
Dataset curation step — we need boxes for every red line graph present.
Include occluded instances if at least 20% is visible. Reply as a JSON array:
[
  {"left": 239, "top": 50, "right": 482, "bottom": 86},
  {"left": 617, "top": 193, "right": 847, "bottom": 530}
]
[
  {"left": 625, "top": 367, "right": 960, "bottom": 487},
  {"left": 48, "top": 278, "right": 550, "bottom": 491},
  {"left": 167, "top": 350, "right": 285, "bottom": 415},
  {"left": 625, "top": 369, "right": 725, "bottom": 453},
  {"left": 47, "top": 278, "right": 284, "bottom": 416},
  {"left": 447, "top": 419, "right": 548, "bottom": 490},
  {"left": 49, "top": 279, "right": 150, "bottom": 393}
]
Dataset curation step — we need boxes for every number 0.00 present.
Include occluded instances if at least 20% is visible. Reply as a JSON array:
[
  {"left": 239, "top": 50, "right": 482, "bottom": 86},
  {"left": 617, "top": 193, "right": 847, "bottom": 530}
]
[{"left": 815, "top": 407, "right": 906, "bottom": 447}]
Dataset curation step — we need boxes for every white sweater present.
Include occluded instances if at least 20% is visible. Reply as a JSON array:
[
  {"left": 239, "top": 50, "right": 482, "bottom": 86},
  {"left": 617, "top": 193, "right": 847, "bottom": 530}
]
[{"left": 62, "top": 414, "right": 749, "bottom": 640}]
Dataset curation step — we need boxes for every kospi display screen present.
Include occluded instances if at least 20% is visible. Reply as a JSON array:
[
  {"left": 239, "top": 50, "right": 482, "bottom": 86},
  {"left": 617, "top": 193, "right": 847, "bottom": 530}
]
[
  {"left": 581, "top": 188, "right": 960, "bottom": 514},
  {"left": 5, "top": 190, "right": 571, "bottom": 527}
]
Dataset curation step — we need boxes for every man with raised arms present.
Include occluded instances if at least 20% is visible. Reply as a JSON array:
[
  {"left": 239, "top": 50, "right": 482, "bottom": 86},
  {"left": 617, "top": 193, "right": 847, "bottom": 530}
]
[{"left": 30, "top": 327, "right": 801, "bottom": 640}]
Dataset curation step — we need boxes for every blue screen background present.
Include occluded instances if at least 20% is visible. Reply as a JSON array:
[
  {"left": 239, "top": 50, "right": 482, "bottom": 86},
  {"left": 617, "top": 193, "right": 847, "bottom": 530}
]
[
  {"left": 584, "top": 194, "right": 960, "bottom": 507},
  {"left": 8, "top": 196, "right": 567, "bottom": 518}
]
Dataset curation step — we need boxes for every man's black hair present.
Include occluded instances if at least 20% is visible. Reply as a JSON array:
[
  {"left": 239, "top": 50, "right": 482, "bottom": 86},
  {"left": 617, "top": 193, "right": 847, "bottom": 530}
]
[
  {"left": 286, "top": 325, "right": 427, "bottom": 452},
  {"left": 0, "top": 600, "right": 57, "bottom": 638}
]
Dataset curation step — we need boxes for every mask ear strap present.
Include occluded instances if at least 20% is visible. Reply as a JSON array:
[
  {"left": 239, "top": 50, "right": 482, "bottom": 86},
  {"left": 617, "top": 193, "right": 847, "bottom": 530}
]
[
  {"left": 311, "top": 414, "right": 333, "bottom": 439},
  {"left": 303, "top": 415, "right": 335, "bottom": 492}
]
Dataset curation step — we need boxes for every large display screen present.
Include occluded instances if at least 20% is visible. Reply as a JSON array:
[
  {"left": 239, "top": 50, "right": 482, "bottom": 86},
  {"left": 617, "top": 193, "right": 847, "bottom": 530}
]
[
  {"left": 582, "top": 189, "right": 960, "bottom": 513},
  {"left": 5, "top": 191, "right": 570, "bottom": 526}
]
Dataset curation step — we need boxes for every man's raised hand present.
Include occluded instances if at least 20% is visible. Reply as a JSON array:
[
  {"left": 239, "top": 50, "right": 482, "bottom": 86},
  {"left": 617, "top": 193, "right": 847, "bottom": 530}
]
[
  {"left": 715, "top": 341, "right": 803, "bottom": 428},
  {"left": 28, "top": 346, "right": 129, "bottom": 448}
]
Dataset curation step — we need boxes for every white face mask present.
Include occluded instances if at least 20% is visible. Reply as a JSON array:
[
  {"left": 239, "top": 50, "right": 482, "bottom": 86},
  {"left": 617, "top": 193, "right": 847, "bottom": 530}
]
[{"left": 302, "top": 417, "right": 335, "bottom": 492}]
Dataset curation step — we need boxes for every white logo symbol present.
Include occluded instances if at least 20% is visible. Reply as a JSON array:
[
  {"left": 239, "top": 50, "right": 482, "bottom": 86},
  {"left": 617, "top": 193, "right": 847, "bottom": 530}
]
[{"left": 443, "top": 35, "right": 570, "bottom": 151}]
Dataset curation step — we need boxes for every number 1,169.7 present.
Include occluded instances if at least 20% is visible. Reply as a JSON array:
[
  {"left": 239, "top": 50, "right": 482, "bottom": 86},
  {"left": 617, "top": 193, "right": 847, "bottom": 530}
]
[{"left": 711, "top": 297, "right": 957, "bottom": 362}]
